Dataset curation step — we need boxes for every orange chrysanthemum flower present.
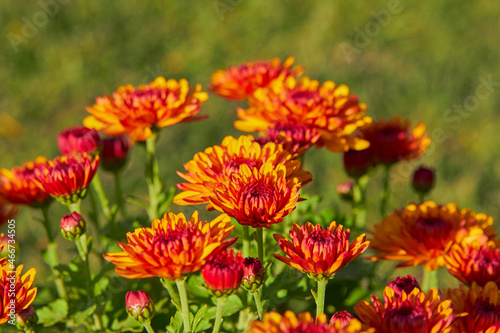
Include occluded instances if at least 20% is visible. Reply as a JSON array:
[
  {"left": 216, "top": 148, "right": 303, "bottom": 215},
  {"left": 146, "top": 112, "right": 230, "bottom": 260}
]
[
  {"left": 248, "top": 310, "right": 364, "bottom": 333},
  {"left": 84, "top": 77, "right": 208, "bottom": 141},
  {"left": 357, "top": 117, "right": 430, "bottom": 165},
  {"left": 235, "top": 77, "right": 371, "bottom": 153},
  {"left": 445, "top": 241, "right": 500, "bottom": 288},
  {"left": 0, "top": 157, "right": 52, "bottom": 207},
  {"left": 0, "top": 263, "right": 37, "bottom": 325},
  {"left": 103, "top": 211, "right": 236, "bottom": 280},
  {"left": 210, "top": 57, "right": 304, "bottom": 101},
  {"left": 369, "top": 201, "right": 497, "bottom": 271},
  {"left": 354, "top": 287, "right": 454, "bottom": 333},
  {"left": 0, "top": 203, "right": 17, "bottom": 228},
  {"left": 34, "top": 153, "right": 99, "bottom": 205},
  {"left": 442, "top": 282, "right": 500, "bottom": 333},
  {"left": 174, "top": 135, "right": 311, "bottom": 210},
  {"left": 209, "top": 163, "right": 303, "bottom": 229},
  {"left": 274, "top": 222, "right": 369, "bottom": 279}
]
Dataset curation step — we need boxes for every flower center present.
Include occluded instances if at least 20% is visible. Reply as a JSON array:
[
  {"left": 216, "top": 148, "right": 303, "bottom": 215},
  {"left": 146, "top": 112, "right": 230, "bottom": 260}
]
[
  {"left": 409, "top": 217, "right": 453, "bottom": 249},
  {"left": 223, "top": 158, "right": 256, "bottom": 175},
  {"left": 290, "top": 90, "right": 318, "bottom": 106},
  {"left": 469, "top": 301, "right": 500, "bottom": 331},
  {"left": 152, "top": 230, "right": 190, "bottom": 257},
  {"left": 242, "top": 181, "right": 273, "bottom": 210}
]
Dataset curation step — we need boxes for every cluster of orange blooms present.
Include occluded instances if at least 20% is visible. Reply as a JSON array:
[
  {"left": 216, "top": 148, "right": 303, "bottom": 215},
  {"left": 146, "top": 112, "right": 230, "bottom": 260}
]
[{"left": 1, "top": 56, "right": 499, "bottom": 332}]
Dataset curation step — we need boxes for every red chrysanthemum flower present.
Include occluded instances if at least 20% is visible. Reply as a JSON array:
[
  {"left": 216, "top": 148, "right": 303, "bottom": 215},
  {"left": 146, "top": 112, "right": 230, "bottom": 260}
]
[
  {"left": 445, "top": 241, "right": 500, "bottom": 288},
  {"left": 103, "top": 211, "right": 236, "bottom": 280},
  {"left": 100, "top": 135, "right": 132, "bottom": 172},
  {"left": 343, "top": 148, "right": 376, "bottom": 179},
  {"left": 369, "top": 201, "right": 497, "bottom": 271},
  {"left": 235, "top": 76, "right": 371, "bottom": 153},
  {"left": 201, "top": 249, "right": 244, "bottom": 297},
  {"left": 0, "top": 157, "right": 52, "bottom": 207},
  {"left": 209, "top": 163, "right": 303, "bottom": 229},
  {"left": 354, "top": 287, "right": 454, "bottom": 333},
  {"left": 34, "top": 153, "right": 99, "bottom": 205},
  {"left": 248, "top": 310, "right": 364, "bottom": 333},
  {"left": 0, "top": 203, "right": 17, "bottom": 228},
  {"left": 0, "top": 263, "right": 37, "bottom": 325},
  {"left": 274, "top": 222, "right": 369, "bottom": 280},
  {"left": 57, "top": 126, "right": 102, "bottom": 155},
  {"left": 175, "top": 135, "right": 311, "bottom": 210},
  {"left": 443, "top": 282, "right": 500, "bottom": 333},
  {"left": 210, "top": 57, "right": 304, "bottom": 101},
  {"left": 84, "top": 77, "right": 208, "bottom": 141},
  {"left": 357, "top": 117, "right": 430, "bottom": 165}
]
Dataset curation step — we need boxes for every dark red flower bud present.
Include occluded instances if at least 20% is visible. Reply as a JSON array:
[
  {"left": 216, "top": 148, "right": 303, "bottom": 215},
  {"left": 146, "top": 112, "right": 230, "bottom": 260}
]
[
  {"left": 329, "top": 310, "right": 353, "bottom": 328},
  {"left": 387, "top": 275, "right": 421, "bottom": 298},
  {"left": 16, "top": 306, "right": 38, "bottom": 330},
  {"left": 58, "top": 126, "right": 101, "bottom": 155},
  {"left": 202, "top": 249, "right": 244, "bottom": 297},
  {"left": 343, "top": 148, "right": 375, "bottom": 178},
  {"left": 336, "top": 180, "right": 354, "bottom": 202},
  {"left": 100, "top": 136, "right": 132, "bottom": 172},
  {"left": 60, "top": 212, "right": 86, "bottom": 241},
  {"left": 126, "top": 290, "right": 155, "bottom": 324},
  {"left": 411, "top": 166, "right": 435, "bottom": 195},
  {"left": 242, "top": 257, "right": 266, "bottom": 291}
]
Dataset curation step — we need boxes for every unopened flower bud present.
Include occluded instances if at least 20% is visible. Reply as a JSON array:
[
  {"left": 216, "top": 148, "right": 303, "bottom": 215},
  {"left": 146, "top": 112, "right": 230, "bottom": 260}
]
[
  {"left": 343, "top": 148, "right": 375, "bottom": 178},
  {"left": 411, "top": 166, "right": 435, "bottom": 195},
  {"left": 202, "top": 249, "right": 244, "bottom": 297},
  {"left": 16, "top": 306, "right": 38, "bottom": 330},
  {"left": 100, "top": 136, "right": 132, "bottom": 172},
  {"left": 329, "top": 310, "right": 353, "bottom": 328},
  {"left": 126, "top": 290, "right": 155, "bottom": 324},
  {"left": 242, "top": 257, "right": 266, "bottom": 291},
  {"left": 387, "top": 275, "right": 421, "bottom": 298},
  {"left": 60, "top": 212, "right": 86, "bottom": 241},
  {"left": 337, "top": 180, "right": 354, "bottom": 202},
  {"left": 57, "top": 126, "right": 101, "bottom": 155}
]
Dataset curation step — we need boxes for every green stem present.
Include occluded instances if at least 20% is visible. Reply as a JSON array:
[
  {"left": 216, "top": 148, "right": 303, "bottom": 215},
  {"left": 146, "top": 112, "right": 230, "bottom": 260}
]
[
  {"left": 175, "top": 279, "right": 192, "bottom": 332},
  {"left": 146, "top": 131, "right": 163, "bottom": 220},
  {"left": 161, "top": 278, "right": 180, "bottom": 305},
  {"left": 243, "top": 226, "right": 250, "bottom": 258},
  {"left": 212, "top": 296, "right": 227, "bottom": 333},
  {"left": 87, "top": 186, "right": 100, "bottom": 229},
  {"left": 316, "top": 279, "right": 328, "bottom": 316},
  {"left": 143, "top": 321, "right": 156, "bottom": 333},
  {"left": 114, "top": 170, "right": 126, "bottom": 218},
  {"left": 92, "top": 172, "right": 113, "bottom": 222},
  {"left": 256, "top": 228, "right": 264, "bottom": 263},
  {"left": 251, "top": 291, "right": 264, "bottom": 319},
  {"left": 380, "top": 165, "right": 391, "bottom": 218},
  {"left": 40, "top": 205, "right": 67, "bottom": 298},
  {"left": 352, "top": 175, "right": 369, "bottom": 231},
  {"left": 422, "top": 268, "right": 438, "bottom": 291},
  {"left": 418, "top": 192, "right": 425, "bottom": 203}
]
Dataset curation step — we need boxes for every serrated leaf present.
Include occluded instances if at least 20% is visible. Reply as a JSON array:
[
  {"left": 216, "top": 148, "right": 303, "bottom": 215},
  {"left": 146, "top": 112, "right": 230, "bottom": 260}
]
[
  {"left": 166, "top": 311, "right": 183, "bottom": 333},
  {"left": 186, "top": 275, "right": 211, "bottom": 298},
  {"left": 72, "top": 304, "right": 96, "bottom": 326},
  {"left": 192, "top": 304, "right": 208, "bottom": 331},
  {"left": 37, "top": 299, "right": 68, "bottom": 326}
]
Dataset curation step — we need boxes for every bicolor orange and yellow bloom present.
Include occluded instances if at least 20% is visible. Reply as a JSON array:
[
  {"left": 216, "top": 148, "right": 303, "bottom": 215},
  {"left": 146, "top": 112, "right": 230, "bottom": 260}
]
[
  {"left": 84, "top": 76, "right": 208, "bottom": 141},
  {"left": 103, "top": 211, "right": 236, "bottom": 280},
  {"left": 445, "top": 241, "right": 500, "bottom": 288},
  {"left": 34, "top": 153, "right": 99, "bottom": 205},
  {"left": 357, "top": 117, "right": 430, "bottom": 165},
  {"left": 174, "top": 135, "right": 311, "bottom": 210},
  {"left": 235, "top": 76, "right": 371, "bottom": 153},
  {"left": 0, "top": 263, "right": 37, "bottom": 325},
  {"left": 210, "top": 57, "right": 304, "bottom": 101},
  {"left": 442, "top": 282, "right": 500, "bottom": 333},
  {"left": 209, "top": 163, "right": 303, "bottom": 228},
  {"left": 0, "top": 157, "right": 52, "bottom": 207},
  {"left": 274, "top": 222, "right": 369, "bottom": 279},
  {"left": 369, "top": 201, "right": 497, "bottom": 271},
  {"left": 354, "top": 287, "right": 454, "bottom": 333},
  {"left": 248, "top": 310, "right": 364, "bottom": 333}
]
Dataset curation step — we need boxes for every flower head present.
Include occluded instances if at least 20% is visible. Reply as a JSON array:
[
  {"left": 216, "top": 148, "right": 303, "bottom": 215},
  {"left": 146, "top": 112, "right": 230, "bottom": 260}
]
[
  {"left": 209, "top": 163, "right": 303, "bottom": 229},
  {"left": 103, "top": 211, "right": 236, "bottom": 280},
  {"left": 60, "top": 212, "right": 86, "bottom": 241},
  {"left": 84, "top": 77, "right": 208, "bottom": 141},
  {"left": 210, "top": 57, "right": 304, "bottom": 100},
  {"left": 34, "top": 153, "right": 99, "bottom": 205},
  {"left": 174, "top": 135, "right": 311, "bottom": 210},
  {"left": 343, "top": 148, "right": 376, "bottom": 179},
  {"left": 274, "top": 222, "right": 369, "bottom": 280},
  {"left": 357, "top": 117, "right": 430, "bottom": 165},
  {"left": 412, "top": 166, "right": 435, "bottom": 195},
  {"left": 201, "top": 249, "right": 244, "bottom": 297},
  {"left": 235, "top": 77, "right": 371, "bottom": 153},
  {"left": 443, "top": 282, "right": 500, "bottom": 333},
  {"left": 248, "top": 310, "right": 364, "bottom": 333},
  {"left": 0, "top": 263, "right": 37, "bottom": 325},
  {"left": 354, "top": 287, "right": 454, "bottom": 333},
  {"left": 100, "top": 135, "right": 132, "bottom": 172},
  {"left": 445, "top": 242, "right": 500, "bottom": 288},
  {"left": 57, "top": 126, "right": 101, "bottom": 155},
  {"left": 330, "top": 310, "right": 354, "bottom": 328},
  {"left": 387, "top": 275, "right": 421, "bottom": 299},
  {"left": 242, "top": 257, "right": 266, "bottom": 291},
  {"left": 0, "top": 157, "right": 52, "bottom": 207},
  {"left": 125, "top": 290, "right": 155, "bottom": 324},
  {"left": 369, "top": 201, "right": 497, "bottom": 271}
]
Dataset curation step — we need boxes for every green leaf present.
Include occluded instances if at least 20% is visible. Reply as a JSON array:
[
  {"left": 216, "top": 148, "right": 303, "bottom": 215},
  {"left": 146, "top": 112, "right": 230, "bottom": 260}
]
[
  {"left": 72, "top": 304, "right": 96, "bottom": 326},
  {"left": 192, "top": 304, "right": 208, "bottom": 331},
  {"left": 126, "top": 195, "right": 148, "bottom": 209},
  {"left": 37, "top": 299, "right": 68, "bottom": 326},
  {"left": 166, "top": 311, "right": 183, "bottom": 333},
  {"left": 186, "top": 275, "right": 211, "bottom": 298},
  {"left": 311, "top": 288, "right": 317, "bottom": 302},
  {"left": 206, "top": 294, "right": 243, "bottom": 318}
]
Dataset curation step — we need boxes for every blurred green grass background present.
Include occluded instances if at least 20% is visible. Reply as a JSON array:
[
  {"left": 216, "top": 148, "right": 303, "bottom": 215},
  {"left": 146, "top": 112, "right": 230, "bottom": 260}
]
[{"left": 1, "top": 0, "right": 499, "bottom": 282}]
